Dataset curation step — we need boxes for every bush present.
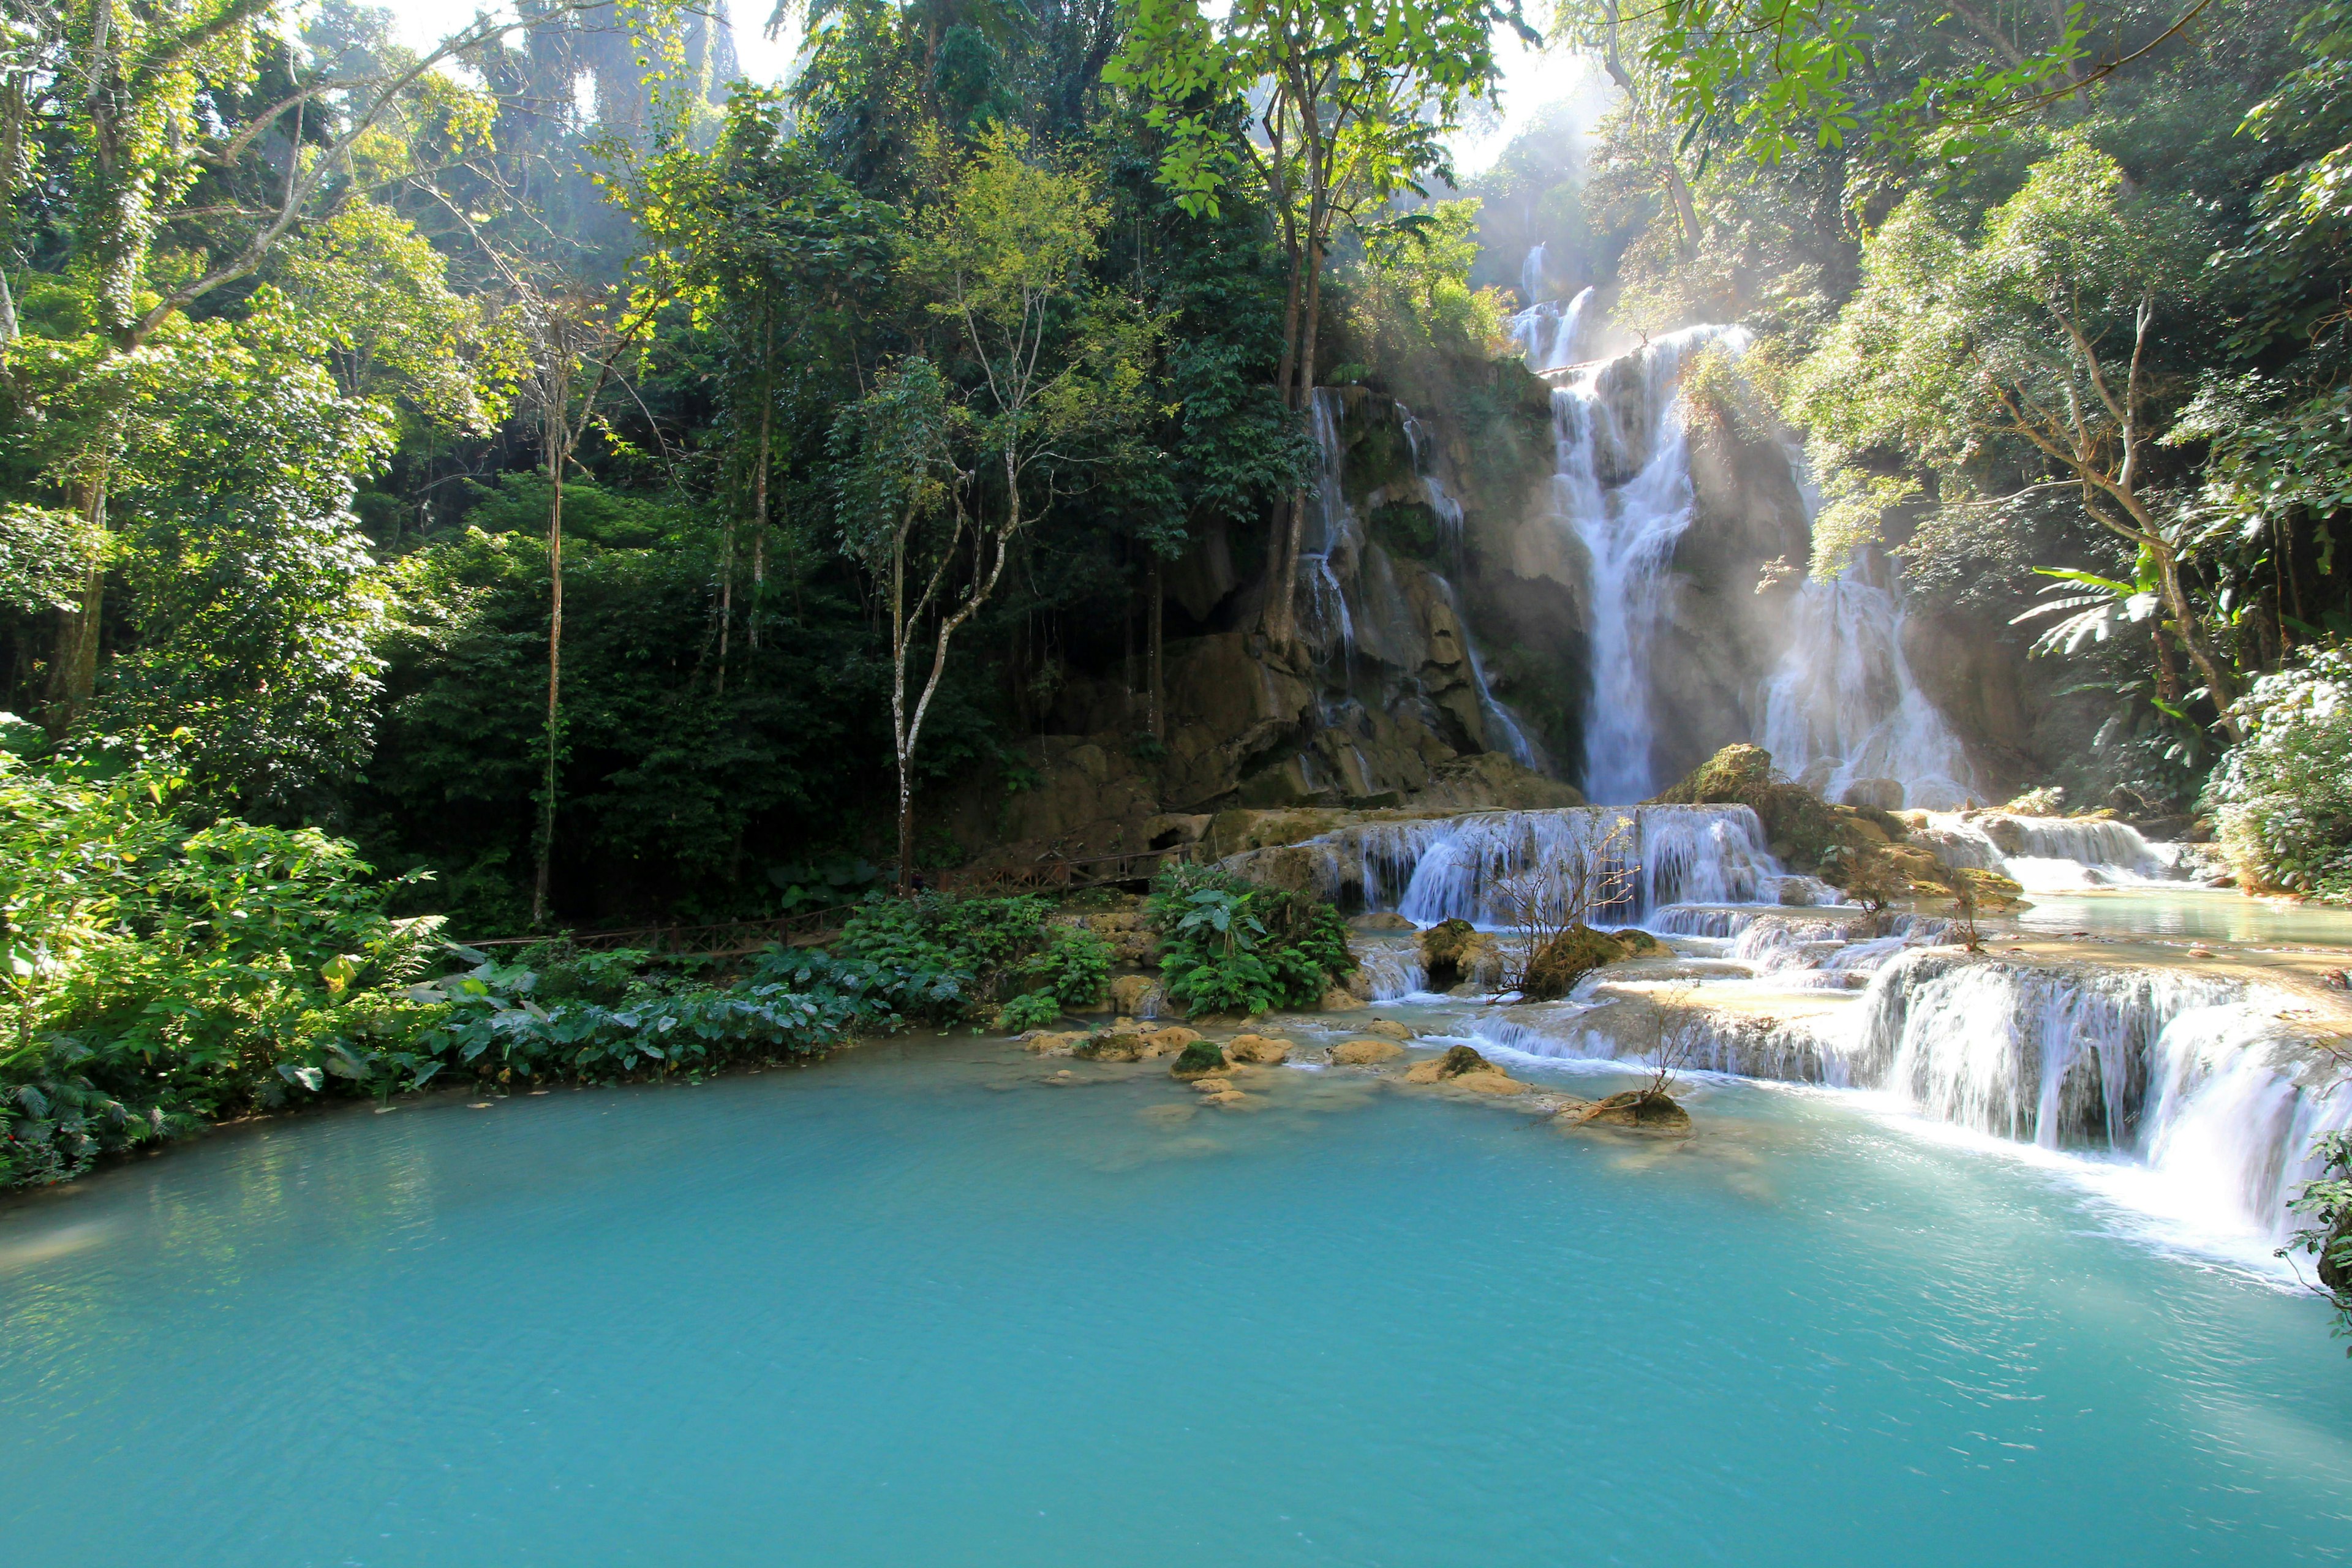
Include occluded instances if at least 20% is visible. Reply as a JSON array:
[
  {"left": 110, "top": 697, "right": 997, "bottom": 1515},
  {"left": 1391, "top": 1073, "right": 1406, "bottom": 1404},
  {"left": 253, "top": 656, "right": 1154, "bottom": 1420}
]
[
  {"left": 833, "top": 891, "right": 1061, "bottom": 1020},
  {"left": 996, "top": 989, "right": 1065, "bottom": 1032},
  {"left": 1145, "top": 862, "right": 1354, "bottom": 1017},
  {"left": 1021, "top": 925, "right": 1113, "bottom": 1010},
  {"left": 2283, "top": 1130, "right": 2352, "bottom": 1352},
  {"left": 2205, "top": 649, "right": 2352, "bottom": 899},
  {"left": 0, "top": 740, "right": 893, "bottom": 1189}
]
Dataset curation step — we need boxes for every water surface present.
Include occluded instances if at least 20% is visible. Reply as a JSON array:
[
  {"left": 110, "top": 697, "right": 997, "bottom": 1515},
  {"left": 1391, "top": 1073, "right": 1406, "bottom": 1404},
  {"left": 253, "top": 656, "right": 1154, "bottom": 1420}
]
[{"left": 5, "top": 1039, "right": 2350, "bottom": 1566}]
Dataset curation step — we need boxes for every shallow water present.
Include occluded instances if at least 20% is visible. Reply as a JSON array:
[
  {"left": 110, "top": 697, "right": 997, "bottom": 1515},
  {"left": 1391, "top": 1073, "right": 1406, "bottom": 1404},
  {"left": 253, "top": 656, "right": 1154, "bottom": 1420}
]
[
  {"left": 6, "top": 1039, "right": 2351, "bottom": 1567},
  {"left": 2002, "top": 887, "right": 2352, "bottom": 946}
]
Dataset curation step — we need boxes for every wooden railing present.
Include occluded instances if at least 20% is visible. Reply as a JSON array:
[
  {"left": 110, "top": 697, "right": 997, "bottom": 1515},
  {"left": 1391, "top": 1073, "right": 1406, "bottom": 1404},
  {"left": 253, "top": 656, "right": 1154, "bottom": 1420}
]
[
  {"left": 455, "top": 844, "right": 1198, "bottom": 956},
  {"left": 931, "top": 843, "right": 1196, "bottom": 895},
  {"left": 459, "top": 903, "right": 855, "bottom": 957}
]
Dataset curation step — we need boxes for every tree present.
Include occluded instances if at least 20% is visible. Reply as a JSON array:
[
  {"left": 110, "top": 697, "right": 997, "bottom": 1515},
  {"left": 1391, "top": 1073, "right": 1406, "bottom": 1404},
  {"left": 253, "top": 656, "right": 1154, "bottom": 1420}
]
[
  {"left": 1793, "top": 139, "right": 2244, "bottom": 734},
  {"left": 1109, "top": 0, "right": 1520, "bottom": 649},
  {"left": 839, "top": 129, "right": 1148, "bottom": 889}
]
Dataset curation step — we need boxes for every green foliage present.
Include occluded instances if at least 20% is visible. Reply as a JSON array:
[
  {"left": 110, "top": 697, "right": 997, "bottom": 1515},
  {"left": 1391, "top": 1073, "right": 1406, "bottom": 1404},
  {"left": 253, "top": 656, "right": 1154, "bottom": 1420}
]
[
  {"left": 2282, "top": 1129, "right": 2352, "bottom": 1351},
  {"left": 996, "top": 989, "right": 1066, "bottom": 1031},
  {"left": 1145, "top": 862, "right": 1353, "bottom": 1017},
  {"left": 2204, "top": 647, "right": 2352, "bottom": 898},
  {"left": 834, "top": 891, "right": 1080, "bottom": 1021},
  {"left": 1022, "top": 925, "right": 1114, "bottom": 1009}
]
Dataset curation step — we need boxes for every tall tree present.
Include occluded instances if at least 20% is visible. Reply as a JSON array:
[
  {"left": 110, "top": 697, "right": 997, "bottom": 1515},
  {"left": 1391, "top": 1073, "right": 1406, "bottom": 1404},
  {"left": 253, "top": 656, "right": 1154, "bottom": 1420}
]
[{"left": 1109, "top": 0, "right": 1520, "bottom": 649}]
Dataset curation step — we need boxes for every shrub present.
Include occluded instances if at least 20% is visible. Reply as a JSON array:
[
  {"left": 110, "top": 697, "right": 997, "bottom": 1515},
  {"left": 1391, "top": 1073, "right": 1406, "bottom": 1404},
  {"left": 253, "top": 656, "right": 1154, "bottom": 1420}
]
[
  {"left": 2206, "top": 649, "right": 2352, "bottom": 900},
  {"left": 2283, "top": 1130, "right": 2352, "bottom": 1352},
  {"left": 833, "top": 892, "right": 1060, "bottom": 1020},
  {"left": 1021, "top": 925, "right": 1113, "bottom": 1009},
  {"left": 1145, "top": 862, "right": 1354, "bottom": 1017},
  {"left": 996, "top": 989, "right": 1065, "bottom": 1032}
]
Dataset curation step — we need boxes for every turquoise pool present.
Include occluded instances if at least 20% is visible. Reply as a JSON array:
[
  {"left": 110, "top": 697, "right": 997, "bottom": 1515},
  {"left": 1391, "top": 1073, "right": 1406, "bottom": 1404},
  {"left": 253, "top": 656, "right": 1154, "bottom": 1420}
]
[{"left": 5, "top": 1038, "right": 2350, "bottom": 1566}]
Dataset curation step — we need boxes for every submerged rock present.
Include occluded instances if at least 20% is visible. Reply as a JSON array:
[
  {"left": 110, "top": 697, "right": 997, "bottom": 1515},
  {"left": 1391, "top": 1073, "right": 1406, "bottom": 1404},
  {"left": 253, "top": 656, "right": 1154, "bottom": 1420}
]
[
  {"left": 1523, "top": 925, "right": 1623, "bottom": 999},
  {"left": 1330, "top": 1038, "right": 1406, "bottom": 1065}
]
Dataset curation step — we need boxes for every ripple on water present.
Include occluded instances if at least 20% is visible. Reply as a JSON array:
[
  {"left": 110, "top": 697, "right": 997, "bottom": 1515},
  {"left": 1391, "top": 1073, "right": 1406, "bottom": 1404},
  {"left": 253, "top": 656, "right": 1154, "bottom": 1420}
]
[{"left": 2, "top": 1037, "right": 2349, "bottom": 1567}]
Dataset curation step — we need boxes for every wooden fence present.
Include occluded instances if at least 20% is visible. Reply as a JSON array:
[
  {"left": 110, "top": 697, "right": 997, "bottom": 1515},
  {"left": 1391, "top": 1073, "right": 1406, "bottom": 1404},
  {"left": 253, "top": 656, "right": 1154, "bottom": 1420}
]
[{"left": 458, "top": 843, "right": 1197, "bottom": 957}]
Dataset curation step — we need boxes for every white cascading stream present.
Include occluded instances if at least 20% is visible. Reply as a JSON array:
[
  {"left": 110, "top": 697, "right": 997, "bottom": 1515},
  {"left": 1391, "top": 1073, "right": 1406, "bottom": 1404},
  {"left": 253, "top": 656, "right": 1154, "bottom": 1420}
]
[
  {"left": 1550, "top": 325, "right": 1750, "bottom": 802},
  {"left": 1852, "top": 949, "right": 2351, "bottom": 1241},
  {"left": 1755, "top": 568, "right": 1980, "bottom": 811},
  {"left": 1753, "top": 444, "right": 1978, "bottom": 811},
  {"left": 1910, "top": 812, "right": 2179, "bottom": 891},
  {"left": 1268, "top": 803, "right": 1807, "bottom": 924},
  {"left": 1298, "top": 389, "right": 1360, "bottom": 671}
]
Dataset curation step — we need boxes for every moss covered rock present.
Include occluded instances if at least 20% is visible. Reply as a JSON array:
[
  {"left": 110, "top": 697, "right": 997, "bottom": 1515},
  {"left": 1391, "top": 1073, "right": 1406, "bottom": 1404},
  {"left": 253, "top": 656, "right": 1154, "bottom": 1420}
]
[
  {"left": 1419, "top": 918, "right": 1482, "bottom": 986},
  {"left": 1569, "top": 1088, "right": 1692, "bottom": 1131},
  {"left": 1523, "top": 924, "right": 1624, "bottom": 1000},
  {"left": 1170, "top": 1041, "right": 1229, "bottom": 1079},
  {"left": 1610, "top": 927, "right": 1668, "bottom": 958}
]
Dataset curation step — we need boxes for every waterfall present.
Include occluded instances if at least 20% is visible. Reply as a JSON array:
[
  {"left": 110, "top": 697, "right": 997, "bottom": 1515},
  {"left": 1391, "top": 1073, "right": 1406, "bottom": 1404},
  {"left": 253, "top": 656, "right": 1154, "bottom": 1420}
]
[
  {"left": 1509, "top": 286, "right": 1597, "bottom": 373},
  {"left": 1548, "top": 325, "right": 1750, "bottom": 802},
  {"left": 1299, "top": 390, "right": 1361, "bottom": 669},
  {"left": 1855, "top": 949, "right": 2351, "bottom": 1241},
  {"left": 1509, "top": 248, "right": 1596, "bottom": 372},
  {"left": 1755, "top": 562, "right": 1979, "bottom": 812},
  {"left": 1910, "top": 812, "right": 2178, "bottom": 891},
  {"left": 1264, "top": 803, "right": 1809, "bottom": 922},
  {"left": 1398, "top": 404, "right": 1547, "bottom": 772}
]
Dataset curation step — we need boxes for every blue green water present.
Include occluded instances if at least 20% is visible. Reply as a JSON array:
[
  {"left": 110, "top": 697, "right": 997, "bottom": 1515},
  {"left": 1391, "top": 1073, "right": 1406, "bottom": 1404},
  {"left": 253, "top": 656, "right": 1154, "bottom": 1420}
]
[{"left": 6, "top": 1039, "right": 2351, "bottom": 1566}]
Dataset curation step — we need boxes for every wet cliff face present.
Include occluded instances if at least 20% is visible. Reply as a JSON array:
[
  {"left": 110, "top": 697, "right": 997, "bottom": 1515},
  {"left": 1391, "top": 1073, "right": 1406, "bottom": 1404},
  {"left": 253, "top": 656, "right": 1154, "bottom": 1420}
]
[{"left": 1647, "top": 416, "right": 1812, "bottom": 785}]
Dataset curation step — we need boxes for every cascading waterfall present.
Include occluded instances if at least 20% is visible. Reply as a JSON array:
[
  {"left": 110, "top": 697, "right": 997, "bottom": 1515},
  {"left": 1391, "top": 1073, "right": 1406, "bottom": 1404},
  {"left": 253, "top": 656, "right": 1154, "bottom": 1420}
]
[
  {"left": 1755, "top": 447, "right": 1978, "bottom": 810},
  {"left": 1298, "top": 389, "right": 1360, "bottom": 668},
  {"left": 1852, "top": 949, "right": 2351, "bottom": 1240},
  {"left": 1508, "top": 244, "right": 1597, "bottom": 372},
  {"left": 1756, "top": 562, "right": 1979, "bottom": 811},
  {"left": 1910, "top": 812, "right": 2178, "bottom": 891},
  {"left": 1509, "top": 285, "right": 1597, "bottom": 374},
  {"left": 1550, "top": 325, "right": 1751, "bottom": 802},
  {"left": 1282, "top": 804, "right": 1809, "bottom": 922},
  {"left": 1398, "top": 404, "right": 1547, "bottom": 772}
]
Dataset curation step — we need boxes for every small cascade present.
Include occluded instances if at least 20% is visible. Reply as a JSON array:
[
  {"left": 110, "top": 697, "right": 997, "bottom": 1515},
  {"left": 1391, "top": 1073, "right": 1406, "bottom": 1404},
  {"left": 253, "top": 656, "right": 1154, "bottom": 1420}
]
[
  {"left": 1855, "top": 949, "right": 2350, "bottom": 1240},
  {"left": 1912, "top": 812, "right": 2177, "bottom": 891},
  {"left": 1509, "top": 285, "right": 1597, "bottom": 374},
  {"left": 1298, "top": 389, "right": 1362, "bottom": 669},
  {"left": 1548, "top": 325, "right": 1751, "bottom": 802},
  {"left": 1756, "top": 560, "right": 1978, "bottom": 812},
  {"left": 1284, "top": 804, "right": 1805, "bottom": 923},
  {"left": 1397, "top": 404, "right": 1547, "bottom": 772},
  {"left": 1351, "top": 943, "right": 1429, "bottom": 1001}
]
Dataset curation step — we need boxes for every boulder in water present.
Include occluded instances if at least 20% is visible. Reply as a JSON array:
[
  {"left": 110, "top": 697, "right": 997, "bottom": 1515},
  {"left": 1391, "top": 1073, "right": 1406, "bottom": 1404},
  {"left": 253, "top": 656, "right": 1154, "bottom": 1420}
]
[
  {"left": 1404, "top": 1044, "right": 1495, "bottom": 1083},
  {"left": 1317, "top": 987, "right": 1367, "bottom": 1012},
  {"left": 1170, "top": 1041, "right": 1228, "bottom": 1079},
  {"left": 1420, "top": 918, "right": 1491, "bottom": 987},
  {"left": 1567, "top": 1088, "right": 1692, "bottom": 1132},
  {"left": 1359, "top": 1018, "right": 1415, "bottom": 1041},
  {"left": 1330, "top": 1038, "right": 1406, "bottom": 1065},
  {"left": 1351, "top": 911, "right": 1417, "bottom": 932},
  {"left": 1610, "top": 928, "right": 1668, "bottom": 958},
  {"left": 1523, "top": 925, "right": 1624, "bottom": 999},
  {"left": 1226, "top": 1033, "right": 1293, "bottom": 1065},
  {"left": 1841, "top": 778, "right": 1906, "bottom": 812}
]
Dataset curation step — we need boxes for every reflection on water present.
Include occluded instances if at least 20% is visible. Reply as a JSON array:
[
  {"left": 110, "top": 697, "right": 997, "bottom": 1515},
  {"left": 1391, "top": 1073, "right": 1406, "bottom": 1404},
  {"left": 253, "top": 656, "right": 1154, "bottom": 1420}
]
[
  {"left": 2005, "top": 888, "right": 2352, "bottom": 946},
  {"left": 3, "top": 1038, "right": 2350, "bottom": 1567}
]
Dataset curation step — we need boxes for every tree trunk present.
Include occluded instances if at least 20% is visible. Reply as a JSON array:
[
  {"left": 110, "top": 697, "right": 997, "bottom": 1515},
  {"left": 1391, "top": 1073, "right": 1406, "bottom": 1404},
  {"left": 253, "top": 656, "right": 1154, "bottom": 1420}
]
[
  {"left": 1148, "top": 554, "right": 1164, "bottom": 741},
  {"left": 2154, "top": 549, "right": 2243, "bottom": 741},
  {"left": 1268, "top": 224, "right": 1327, "bottom": 654},
  {"left": 42, "top": 480, "right": 106, "bottom": 739},
  {"left": 750, "top": 387, "right": 771, "bottom": 653},
  {"left": 532, "top": 418, "right": 566, "bottom": 928}
]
